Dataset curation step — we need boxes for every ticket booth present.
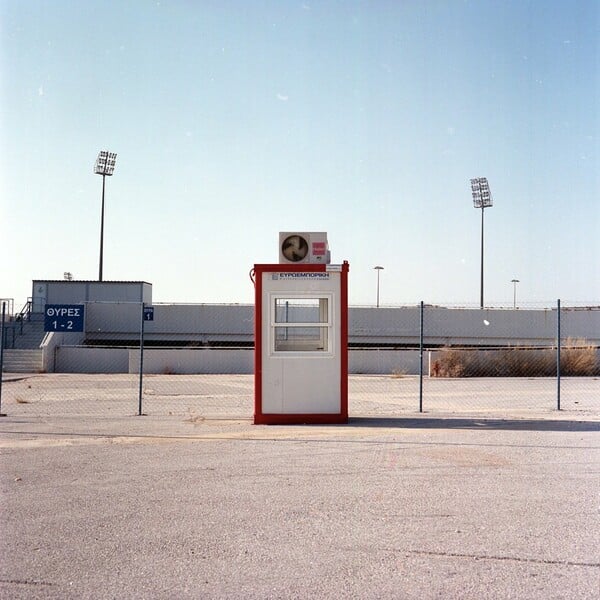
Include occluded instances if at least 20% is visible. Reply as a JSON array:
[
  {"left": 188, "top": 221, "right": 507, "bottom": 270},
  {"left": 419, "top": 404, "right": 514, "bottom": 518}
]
[{"left": 253, "top": 233, "right": 349, "bottom": 425}]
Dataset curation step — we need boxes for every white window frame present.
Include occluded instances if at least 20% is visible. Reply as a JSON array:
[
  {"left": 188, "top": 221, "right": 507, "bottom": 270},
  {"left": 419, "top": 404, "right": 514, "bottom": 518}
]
[{"left": 270, "top": 294, "right": 333, "bottom": 355}]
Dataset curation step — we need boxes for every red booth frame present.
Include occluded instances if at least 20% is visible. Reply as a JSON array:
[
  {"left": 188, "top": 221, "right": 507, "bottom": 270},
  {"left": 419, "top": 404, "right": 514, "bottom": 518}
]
[{"left": 253, "top": 261, "right": 349, "bottom": 425}]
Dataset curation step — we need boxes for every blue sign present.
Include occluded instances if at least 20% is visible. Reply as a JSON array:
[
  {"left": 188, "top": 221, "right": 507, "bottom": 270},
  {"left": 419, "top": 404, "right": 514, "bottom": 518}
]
[
  {"left": 44, "top": 304, "right": 85, "bottom": 332},
  {"left": 143, "top": 306, "right": 154, "bottom": 321}
]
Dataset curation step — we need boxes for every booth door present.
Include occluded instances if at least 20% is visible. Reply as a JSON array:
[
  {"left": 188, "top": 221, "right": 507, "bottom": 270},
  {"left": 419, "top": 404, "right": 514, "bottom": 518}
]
[{"left": 262, "top": 291, "right": 341, "bottom": 414}]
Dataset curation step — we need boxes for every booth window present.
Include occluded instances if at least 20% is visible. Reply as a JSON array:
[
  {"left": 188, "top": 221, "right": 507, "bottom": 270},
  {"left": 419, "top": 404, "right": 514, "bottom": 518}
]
[{"left": 272, "top": 297, "right": 330, "bottom": 352}]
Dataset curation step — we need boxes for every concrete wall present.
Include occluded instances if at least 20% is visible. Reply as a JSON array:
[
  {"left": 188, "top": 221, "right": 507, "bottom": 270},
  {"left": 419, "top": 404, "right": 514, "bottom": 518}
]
[
  {"left": 52, "top": 345, "right": 600, "bottom": 376},
  {"left": 41, "top": 330, "right": 86, "bottom": 372},
  {"left": 55, "top": 346, "right": 130, "bottom": 373},
  {"left": 85, "top": 303, "right": 254, "bottom": 344},
  {"left": 349, "top": 306, "right": 588, "bottom": 346},
  {"left": 129, "top": 348, "right": 254, "bottom": 374},
  {"left": 86, "top": 302, "right": 142, "bottom": 335},
  {"left": 55, "top": 347, "right": 254, "bottom": 374},
  {"left": 80, "top": 303, "right": 600, "bottom": 347},
  {"left": 53, "top": 347, "right": 429, "bottom": 375},
  {"left": 349, "top": 349, "right": 426, "bottom": 374}
]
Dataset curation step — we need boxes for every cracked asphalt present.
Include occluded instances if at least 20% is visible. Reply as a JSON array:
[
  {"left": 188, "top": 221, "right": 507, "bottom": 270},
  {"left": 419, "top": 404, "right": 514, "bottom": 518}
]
[{"left": 1, "top": 409, "right": 599, "bottom": 599}]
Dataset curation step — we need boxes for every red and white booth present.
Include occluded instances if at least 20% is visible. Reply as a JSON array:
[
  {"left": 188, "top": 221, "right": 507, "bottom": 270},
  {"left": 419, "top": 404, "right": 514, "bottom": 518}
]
[{"left": 253, "top": 233, "right": 349, "bottom": 425}]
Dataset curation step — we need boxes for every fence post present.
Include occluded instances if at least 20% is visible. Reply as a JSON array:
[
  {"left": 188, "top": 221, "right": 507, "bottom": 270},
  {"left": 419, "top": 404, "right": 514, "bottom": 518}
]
[
  {"left": 0, "top": 301, "right": 6, "bottom": 416},
  {"left": 138, "top": 301, "right": 145, "bottom": 416},
  {"left": 419, "top": 300, "right": 424, "bottom": 413},
  {"left": 556, "top": 298, "right": 561, "bottom": 411}
]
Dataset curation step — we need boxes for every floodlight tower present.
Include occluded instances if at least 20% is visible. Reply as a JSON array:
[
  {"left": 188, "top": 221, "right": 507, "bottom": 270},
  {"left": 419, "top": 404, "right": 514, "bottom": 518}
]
[
  {"left": 470, "top": 177, "right": 493, "bottom": 309},
  {"left": 95, "top": 151, "right": 117, "bottom": 281}
]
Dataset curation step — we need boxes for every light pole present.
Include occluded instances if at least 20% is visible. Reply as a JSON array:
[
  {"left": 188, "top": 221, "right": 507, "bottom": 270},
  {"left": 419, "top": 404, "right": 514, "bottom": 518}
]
[
  {"left": 95, "top": 151, "right": 117, "bottom": 281},
  {"left": 511, "top": 279, "right": 520, "bottom": 309},
  {"left": 470, "top": 177, "right": 493, "bottom": 309},
  {"left": 374, "top": 266, "right": 384, "bottom": 308}
]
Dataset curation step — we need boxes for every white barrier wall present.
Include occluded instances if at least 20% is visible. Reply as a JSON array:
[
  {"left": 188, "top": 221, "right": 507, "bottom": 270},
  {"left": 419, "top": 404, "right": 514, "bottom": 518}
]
[
  {"left": 55, "top": 347, "right": 426, "bottom": 375},
  {"left": 129, "top": 348, "right": 254, "bottom": 374},
  {"left": 79, "top": 303, "right": 600, "bottom": 347},
  {"left": 349, "top": 349, "right": 426, "bottom": 374},
  {"left": 53, "top": 346, "right": 600, "bottom": 375},
  {"left": 85, "top": 303, "right": 254, "bottom": 344},
  {"left": 349, "top": 306, "right": 593, "bottom": 346},
  {"left": 55, "top": 347, "right": 130, "bottom": 373},
  {"left": 41, "top": 330, "right": 86, "bottom": 372}
]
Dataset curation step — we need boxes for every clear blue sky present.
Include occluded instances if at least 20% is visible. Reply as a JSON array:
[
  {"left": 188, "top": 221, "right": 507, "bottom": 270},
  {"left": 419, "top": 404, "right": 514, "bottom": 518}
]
[{"left": 1, "top": 0, "right": 598, "bottom": 308}]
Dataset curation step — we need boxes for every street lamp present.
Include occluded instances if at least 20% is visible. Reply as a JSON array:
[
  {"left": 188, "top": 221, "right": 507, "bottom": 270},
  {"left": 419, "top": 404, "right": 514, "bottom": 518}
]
[
  {"left": 374, "top": 266, "right": 384, "bottom": 308},
  {"left": 95, "top": 150, "right": 117, "bottom": 281},
  {"left": 511, "top": 279, "right": 520, "bottom": 309},
  {"left": 470, "top": 177, "right": 493, "bottom": 309}
]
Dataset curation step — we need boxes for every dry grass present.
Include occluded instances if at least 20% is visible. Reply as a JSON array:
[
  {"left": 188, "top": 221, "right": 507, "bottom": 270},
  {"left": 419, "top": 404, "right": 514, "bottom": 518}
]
[
  {"left": 431, "top": 349, "right": 469, "bottom": 377},
  {"left": 431, "top": 339, "right": 599, "bottom": 377},
  {"left": 492, "top": 349, "right": 547, "bottom": 377},
  {"left": 561, "top": 338, "right": 599, "bottom": 376},
  {"left": 390, "top": 368, "right": 407, "bottom": 379}
]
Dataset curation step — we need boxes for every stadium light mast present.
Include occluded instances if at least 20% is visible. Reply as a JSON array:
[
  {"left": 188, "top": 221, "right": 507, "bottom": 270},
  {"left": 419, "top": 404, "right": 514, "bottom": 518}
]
[
  {"left": 470, "top": 177, "right": 493, "bottom": 309},
  {"left": 95, "top": 151, "right": 117, "bottom": 281},
  {"left": 374, "top": 266, "right": 384, "bottom": 308}
]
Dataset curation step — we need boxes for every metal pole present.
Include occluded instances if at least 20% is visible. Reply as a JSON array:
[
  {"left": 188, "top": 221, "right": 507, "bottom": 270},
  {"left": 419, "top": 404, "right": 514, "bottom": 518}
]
[
  {"left": 511, "top": 279, "right": 520, "bottom": 310},
  {"left": 374, "top": 266, "right": 384, "bottom": 308},
  {"left": 138, "top": 302, "right": 145, "bottom": 416},
  {"left": 99, "top": 173, "right": 106, "bottom": 281},
  {"left": 0, "top": 302, "right": 6, "bottom": 416},
  {"left": 556, "top": 299, "right": 561, "bottom": 411},
  {"left": 480, "top": 206, "right": 484, "bottom": 309},
  {"left": 419, "top": 300, "right": 424, "bottom": 413}
]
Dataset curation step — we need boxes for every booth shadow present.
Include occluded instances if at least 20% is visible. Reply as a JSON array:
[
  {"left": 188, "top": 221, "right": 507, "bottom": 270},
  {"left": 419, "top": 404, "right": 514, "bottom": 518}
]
[{"left": 348, "top": 416, "right": 600, "bottom": 433}]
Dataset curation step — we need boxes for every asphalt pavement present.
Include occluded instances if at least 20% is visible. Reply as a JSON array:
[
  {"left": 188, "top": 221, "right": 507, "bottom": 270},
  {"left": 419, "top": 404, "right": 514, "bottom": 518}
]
[{"left": 1, "top": 410, "right": 599, "bottom": 599}]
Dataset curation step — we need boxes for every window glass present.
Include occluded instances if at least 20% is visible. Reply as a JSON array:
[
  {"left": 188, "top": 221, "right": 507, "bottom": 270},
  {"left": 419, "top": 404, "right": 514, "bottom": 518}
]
[
  {"left": 274, "top": 327, "right": 328, "bottom": 352},
  {"left": 274, "top": 298, "right": 328, "bottom": 323},
  {"left": 272, "top": 296, "right": 330, "bottom": 352}
]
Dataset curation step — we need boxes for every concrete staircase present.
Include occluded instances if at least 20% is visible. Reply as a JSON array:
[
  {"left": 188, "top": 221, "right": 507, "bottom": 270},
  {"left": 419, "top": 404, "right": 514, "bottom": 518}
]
[
  {"left": 2, "top": 349, "right": 43, "bottom": 373},
  {"left": 3, "top": 316, "right": 46, "bottom": 350},
  {"left": 1, "top": 314, "right": 46, "bottom": 373}
]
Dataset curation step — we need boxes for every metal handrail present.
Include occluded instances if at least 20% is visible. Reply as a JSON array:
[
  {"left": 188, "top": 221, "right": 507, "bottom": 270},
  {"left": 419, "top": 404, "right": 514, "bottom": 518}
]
[
  {"left": 0, "top": 299, "right": 35, "bottom": 349},
  {"left": 16, "top": 298, "right": 33, "bottom": 322}
]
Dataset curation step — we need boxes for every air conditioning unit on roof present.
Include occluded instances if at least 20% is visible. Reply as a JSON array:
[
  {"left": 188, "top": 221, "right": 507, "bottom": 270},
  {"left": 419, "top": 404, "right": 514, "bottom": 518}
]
[{"left": 279, "top": 232, "right": 330, "bottom": 264}]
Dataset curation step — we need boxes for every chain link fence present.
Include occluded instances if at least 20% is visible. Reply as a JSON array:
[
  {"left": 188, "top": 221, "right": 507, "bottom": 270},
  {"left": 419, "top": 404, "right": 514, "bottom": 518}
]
[
  {"left": 348, "top": 301, "right": 599, "bottom": 416},
  {"left": 1, "top": 300, "right": 598, "bottom": 418}
]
